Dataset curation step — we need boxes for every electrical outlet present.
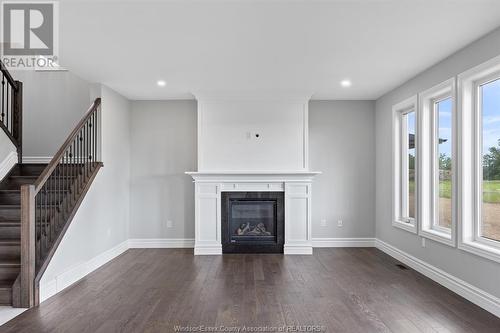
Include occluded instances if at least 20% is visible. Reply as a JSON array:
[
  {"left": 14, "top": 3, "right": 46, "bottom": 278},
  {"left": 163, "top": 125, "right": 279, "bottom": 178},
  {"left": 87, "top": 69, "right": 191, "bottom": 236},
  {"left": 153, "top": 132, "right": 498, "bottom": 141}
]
[
  {"left": 421, "top": 237, "right": 426, "bottom": 248},
  {"left": 337, "top": 219, "right": 343, "bottom": 227},
  {"left": 166, "top": 220, "right": 173, "bottom": 228},
  {"left": 320, "top": 219, "right": 327, "bottom": 227}
]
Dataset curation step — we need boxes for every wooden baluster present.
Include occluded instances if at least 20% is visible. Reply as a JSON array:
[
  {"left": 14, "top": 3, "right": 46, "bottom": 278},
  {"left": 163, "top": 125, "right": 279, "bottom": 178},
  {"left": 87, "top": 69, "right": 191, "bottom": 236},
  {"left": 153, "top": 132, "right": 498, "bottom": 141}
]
[{"left": 13, "top": 81, "right": 23, "bottom": 162}]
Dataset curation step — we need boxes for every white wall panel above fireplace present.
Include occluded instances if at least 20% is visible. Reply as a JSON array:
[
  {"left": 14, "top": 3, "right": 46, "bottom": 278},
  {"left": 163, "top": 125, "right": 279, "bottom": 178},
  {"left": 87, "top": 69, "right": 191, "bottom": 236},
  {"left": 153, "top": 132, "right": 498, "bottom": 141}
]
[{"left": 197, "top": 99, "right": 309, "bottom": 171}]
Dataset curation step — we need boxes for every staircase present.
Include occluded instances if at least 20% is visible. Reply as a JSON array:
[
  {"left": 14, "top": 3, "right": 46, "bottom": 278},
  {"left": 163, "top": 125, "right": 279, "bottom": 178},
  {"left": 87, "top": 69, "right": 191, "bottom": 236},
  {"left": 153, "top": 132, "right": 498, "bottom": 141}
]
[
  {"left": 0, "top": 61, "right": 103, "bottom": 308},
  {"left": 0, "top": 164, "right": 46, "bottom": 305}
]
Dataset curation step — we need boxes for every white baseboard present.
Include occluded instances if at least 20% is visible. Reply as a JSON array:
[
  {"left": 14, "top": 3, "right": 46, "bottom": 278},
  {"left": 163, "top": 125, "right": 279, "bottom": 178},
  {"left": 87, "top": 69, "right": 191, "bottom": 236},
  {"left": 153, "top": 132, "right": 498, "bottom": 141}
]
[
  {"left": 312, "top": 237, "right": 376, "bottom": 247},
  {"left": 284, "top": 246, "right": 313, "bottom": 255},
  {"left": 22, "top": 156, "right": 52, "bottom": 164},
  {"left": 128, "top": 238, "right": 195, "bottom": 249},
  {"left": 194, "top": 244, "right": 222, "bottom": 255},
  {"left": 375, "top": 239, "right": 500, "bottom": 318},
  {"left": 0, "top": 151, "right": 17, "bottom": 182},
  {"left": 39, "top": 240, "right": 128, "bottom": 303}
]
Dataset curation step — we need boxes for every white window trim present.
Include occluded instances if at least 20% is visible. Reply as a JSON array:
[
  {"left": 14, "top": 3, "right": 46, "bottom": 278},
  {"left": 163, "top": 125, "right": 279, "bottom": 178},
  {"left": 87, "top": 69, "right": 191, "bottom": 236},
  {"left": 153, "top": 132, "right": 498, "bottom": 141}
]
[
  {"left": 392, "top": 95, "right": 418, "bottom": 234},
  {"left": 458, "top": 54, "right": 500, "bottom": 263},
  {"left": 418, "top": 78, "right": 456, "bottom": 247}
]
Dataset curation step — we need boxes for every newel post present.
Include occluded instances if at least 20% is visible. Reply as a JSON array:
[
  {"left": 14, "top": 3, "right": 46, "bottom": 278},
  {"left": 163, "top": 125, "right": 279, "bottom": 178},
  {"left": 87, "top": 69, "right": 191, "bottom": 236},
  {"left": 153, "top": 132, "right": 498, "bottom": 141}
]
[
  {"left": 19, "top": 184, "right": 36, "bottom": 308},
  {"left": 12, "top": 81, "right": 23, "bottom": 163}
]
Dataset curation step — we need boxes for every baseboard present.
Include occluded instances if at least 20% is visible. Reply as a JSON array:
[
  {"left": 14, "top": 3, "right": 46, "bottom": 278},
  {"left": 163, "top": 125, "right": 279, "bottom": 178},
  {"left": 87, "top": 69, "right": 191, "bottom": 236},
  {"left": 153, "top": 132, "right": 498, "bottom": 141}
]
[
  {"left": 284, "top": 246, "right": 313, "bottom": 255},
  {"left": 312, "top": 237, "right": 376, "bottom": 247},
  {"left": 375, "top": 239, "right": 500, "bottom": 318},
  {"left": 39, "top": 240, "right": 129, "bottom": 303},
  {"left": 22, "top": 156, "right": 52, "bottom": 164},
  {"left": 0, "top": 151, "right": 17, "bottom": 181},
  {"left": 128, "top": 238, "right": 195, "bottom": 249}
]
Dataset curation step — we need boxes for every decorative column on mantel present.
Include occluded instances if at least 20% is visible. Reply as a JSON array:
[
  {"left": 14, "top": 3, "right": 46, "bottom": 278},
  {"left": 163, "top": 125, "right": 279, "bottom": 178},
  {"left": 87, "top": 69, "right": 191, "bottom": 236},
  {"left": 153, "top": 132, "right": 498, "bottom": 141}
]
[{"left": 185, "top": 171, "right": 321, "bottom": 255}]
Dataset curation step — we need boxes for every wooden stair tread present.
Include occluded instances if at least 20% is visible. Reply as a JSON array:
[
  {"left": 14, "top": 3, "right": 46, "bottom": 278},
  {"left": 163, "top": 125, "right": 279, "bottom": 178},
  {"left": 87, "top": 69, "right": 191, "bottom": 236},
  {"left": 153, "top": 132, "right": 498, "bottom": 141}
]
[
  {"left": 0, "top": 220, "right": 20, "bottom": 225},
  {"left": 0, "top": 259, "right": 21, "bottom": 267},
  {"left": 0, "top": 239, "right": 21, "bottom": 246}
]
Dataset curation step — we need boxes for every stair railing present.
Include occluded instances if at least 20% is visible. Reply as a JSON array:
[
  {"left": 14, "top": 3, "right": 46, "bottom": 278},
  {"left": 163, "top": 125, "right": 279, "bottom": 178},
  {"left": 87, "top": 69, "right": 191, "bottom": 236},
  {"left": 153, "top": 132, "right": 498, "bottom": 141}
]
[
  {"left": 0, "top": 61, "right": 23, "bottom": 162},
  {"left": 16, "top": 98, "right": 102, "bottom": 308}
]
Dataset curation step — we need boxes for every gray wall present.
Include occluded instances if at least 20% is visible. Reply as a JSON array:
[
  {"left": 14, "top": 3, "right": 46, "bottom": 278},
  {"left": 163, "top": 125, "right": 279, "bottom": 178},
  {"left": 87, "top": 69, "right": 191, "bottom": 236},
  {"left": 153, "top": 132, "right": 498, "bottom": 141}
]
[
  {"left": 309, "top": 101, "right": 376, "bottom": 239},
  {"left": 129, "top": 100, "right": 197, "bottom": 239},
  {"left": 376, "top": 27, "right": 500, "bottom": 298},
  {"left": 11, "top": 70, "right": 92, "bottom": 158},
  {"left": 41, "top": 85, "right": 131, "bottom": 293}
]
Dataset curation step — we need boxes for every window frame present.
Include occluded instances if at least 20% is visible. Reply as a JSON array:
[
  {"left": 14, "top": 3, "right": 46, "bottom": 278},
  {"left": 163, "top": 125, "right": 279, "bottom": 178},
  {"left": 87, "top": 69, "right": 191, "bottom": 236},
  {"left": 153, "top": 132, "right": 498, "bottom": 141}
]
[
  {"left": 458, "top": 54, "right": 500, "bottom": 263},
  {"left": 418, "top": 78, "right": 456, "bottom": 247},
  {"left": 392, "top": 95, "right": 418, "bottom": 234}
]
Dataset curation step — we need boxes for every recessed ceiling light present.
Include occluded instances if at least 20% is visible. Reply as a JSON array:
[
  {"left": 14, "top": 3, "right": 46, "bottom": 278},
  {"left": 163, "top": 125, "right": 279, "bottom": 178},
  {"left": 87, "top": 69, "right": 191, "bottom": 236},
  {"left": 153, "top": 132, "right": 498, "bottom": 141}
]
[
  {"left": 340, "top": 80, "right": 352, "bottom": 87},
  {"left": 157, "top": 80, "right": 167, "bottom": 87}
]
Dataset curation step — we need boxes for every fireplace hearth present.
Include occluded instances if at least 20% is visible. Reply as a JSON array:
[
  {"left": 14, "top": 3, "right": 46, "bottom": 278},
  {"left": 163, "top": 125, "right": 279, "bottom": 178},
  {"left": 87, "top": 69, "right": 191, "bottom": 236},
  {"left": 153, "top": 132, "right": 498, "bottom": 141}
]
[{"left": 221, "top": 192, "right": 284, "bottom": 253}]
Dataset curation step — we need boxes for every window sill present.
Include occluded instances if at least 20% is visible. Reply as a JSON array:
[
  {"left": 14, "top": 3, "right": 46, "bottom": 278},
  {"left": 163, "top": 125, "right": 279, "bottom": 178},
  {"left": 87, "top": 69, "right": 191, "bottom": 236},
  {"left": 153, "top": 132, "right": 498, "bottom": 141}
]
[
  {"left": 458, "top": 239, "right": 500, "bottom": 264},
  {"left": 393, "top": 219, "right": 417, "bottom": 234},
  {"left": 420, "top": 228, "right": 455, "bottom": 247}
]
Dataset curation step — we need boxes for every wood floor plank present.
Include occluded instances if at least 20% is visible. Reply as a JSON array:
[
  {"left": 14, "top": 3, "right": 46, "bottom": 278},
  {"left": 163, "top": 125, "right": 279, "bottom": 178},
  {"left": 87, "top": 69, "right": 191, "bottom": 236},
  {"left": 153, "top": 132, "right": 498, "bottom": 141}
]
[{"left": 1, "top": 248, "right": 499, "bottom": 332}]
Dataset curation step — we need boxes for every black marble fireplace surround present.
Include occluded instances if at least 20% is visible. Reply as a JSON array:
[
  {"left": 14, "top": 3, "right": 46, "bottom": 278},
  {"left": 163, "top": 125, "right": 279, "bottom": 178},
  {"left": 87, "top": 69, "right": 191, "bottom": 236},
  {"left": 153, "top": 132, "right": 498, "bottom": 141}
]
[{"left": 221, "top": 192, "right": 284, "bottom": 253}]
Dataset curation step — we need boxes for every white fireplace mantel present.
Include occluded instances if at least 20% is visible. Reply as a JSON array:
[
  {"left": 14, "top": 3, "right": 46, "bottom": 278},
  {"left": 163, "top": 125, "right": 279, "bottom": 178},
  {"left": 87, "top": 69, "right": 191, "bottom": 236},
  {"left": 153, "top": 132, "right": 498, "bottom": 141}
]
[{"left": 186, "top": 171, "right": 321, "bottom": 255}]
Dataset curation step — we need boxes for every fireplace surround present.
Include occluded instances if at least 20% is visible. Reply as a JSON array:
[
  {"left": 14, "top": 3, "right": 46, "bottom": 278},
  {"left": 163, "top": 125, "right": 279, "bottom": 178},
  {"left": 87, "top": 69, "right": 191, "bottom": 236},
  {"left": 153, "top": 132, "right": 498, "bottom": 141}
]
[
  {"left": 185, "top": 171, "right": 320, "bottom": 255},
  {"left": 221, "top": 192, "right": 284, "bottom": 253}
]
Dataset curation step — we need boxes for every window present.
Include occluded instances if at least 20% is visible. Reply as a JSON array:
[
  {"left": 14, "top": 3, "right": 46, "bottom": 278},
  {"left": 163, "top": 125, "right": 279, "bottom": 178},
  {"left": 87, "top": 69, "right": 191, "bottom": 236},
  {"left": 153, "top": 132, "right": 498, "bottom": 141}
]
[
  {"left": 418, "top": 79, "right": 456, "bottom": 246},
  {"left": 393, "top": 96, "right": 418, "bottom": 233},
  {"left": 479, "top": 78, "right": 500, "bottom": 243},
  {"left": 436, "top": 98, "right": 453, "bottom": 230},
  {"left": 458, "top": 54, "right": 500, "bottom": 263}
]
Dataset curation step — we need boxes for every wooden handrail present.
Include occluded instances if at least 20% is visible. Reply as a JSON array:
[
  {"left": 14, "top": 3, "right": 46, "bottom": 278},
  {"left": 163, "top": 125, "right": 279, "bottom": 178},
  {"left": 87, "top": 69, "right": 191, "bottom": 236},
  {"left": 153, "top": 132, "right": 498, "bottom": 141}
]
[{"left": 34, "top": 98, "right": 101, "bottom": 193}]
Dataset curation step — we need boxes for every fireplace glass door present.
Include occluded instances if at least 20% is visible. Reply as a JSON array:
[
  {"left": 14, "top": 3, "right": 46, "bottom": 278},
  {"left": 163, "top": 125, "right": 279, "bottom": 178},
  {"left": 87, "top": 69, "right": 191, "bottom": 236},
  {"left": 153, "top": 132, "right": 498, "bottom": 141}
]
[{"left": 229, "top": 200, "right": 277, "bottom": 243}]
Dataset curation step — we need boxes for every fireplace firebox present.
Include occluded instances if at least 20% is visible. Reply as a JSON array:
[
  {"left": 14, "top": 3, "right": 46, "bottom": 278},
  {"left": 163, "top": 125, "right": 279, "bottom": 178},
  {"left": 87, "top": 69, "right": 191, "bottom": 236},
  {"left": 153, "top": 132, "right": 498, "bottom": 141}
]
[{"left": 221, "top": 192, "right": 284, "bottom": 253}]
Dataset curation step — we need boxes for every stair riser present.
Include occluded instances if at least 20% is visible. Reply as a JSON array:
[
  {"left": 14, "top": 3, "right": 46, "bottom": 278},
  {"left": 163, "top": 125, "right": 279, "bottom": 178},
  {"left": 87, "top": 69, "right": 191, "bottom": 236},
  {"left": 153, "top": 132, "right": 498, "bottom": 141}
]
[
  {"left": 0, "top": 181, "right": 75, "bottom": 191},
  {"left": 0, "top": 193, "right": 20, "bottom": 205},
  {"left": 0, "top": 267, "right": 20, "bottom": 281},
  {"left": 0, "top": 288, "right": 12, "bottom": 306},
  {"left": 0, "top": 245, "right": 20, "bottom": 260},
  {"left": 0, "top": 208, "right": 20, "bottom": 220},
  {"left": 10, "top": 165, "right": 90, "bottom": 178},
  {"left": 0, "top": 193, "right": 69, "bottom": 205},
  {"left": 0, "top": 225, "right": 20, "bottom": 239},
  {"left": 3, "top": 177, "right": 75, "bottom": 188}
]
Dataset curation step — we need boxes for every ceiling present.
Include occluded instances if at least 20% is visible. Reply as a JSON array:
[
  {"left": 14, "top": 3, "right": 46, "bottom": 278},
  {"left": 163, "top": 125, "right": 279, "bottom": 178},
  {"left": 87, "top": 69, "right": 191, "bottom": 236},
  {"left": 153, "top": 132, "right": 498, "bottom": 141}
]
[{"left": 57, "top": 0, "right": 500, "bottom": 100}]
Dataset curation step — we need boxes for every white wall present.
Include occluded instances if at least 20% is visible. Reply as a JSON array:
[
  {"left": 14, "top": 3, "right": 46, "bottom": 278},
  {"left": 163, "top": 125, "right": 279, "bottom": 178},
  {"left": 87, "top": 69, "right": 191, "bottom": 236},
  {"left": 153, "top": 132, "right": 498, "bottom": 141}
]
[
  {"left": 10, "top": 70, "right": 92, "bottom": 158},
  {"left": 130, "top": 100, "right": 197, "bottom": 239},
  {"left": 376, "top": 27, "right": 500, "bottom": 298},
  {"left": 0, "top": 131, "right": 16, "bottom": 180},
  {"left": 198, "top": 99, "right": 308, "bottom": 171},
  {"left": 309, "top": 101, "right": 375, "bottom": 239},
  {"left": 40, "top": 85, "right": 131, "bottom": 299}
]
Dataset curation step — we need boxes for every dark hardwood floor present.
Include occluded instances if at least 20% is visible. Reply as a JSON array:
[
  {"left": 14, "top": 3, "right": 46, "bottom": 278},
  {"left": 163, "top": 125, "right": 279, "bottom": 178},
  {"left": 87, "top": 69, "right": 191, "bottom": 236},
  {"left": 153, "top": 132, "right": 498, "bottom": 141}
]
[{"left": 1, "top": 248, "right": 499, "bottom": 332}]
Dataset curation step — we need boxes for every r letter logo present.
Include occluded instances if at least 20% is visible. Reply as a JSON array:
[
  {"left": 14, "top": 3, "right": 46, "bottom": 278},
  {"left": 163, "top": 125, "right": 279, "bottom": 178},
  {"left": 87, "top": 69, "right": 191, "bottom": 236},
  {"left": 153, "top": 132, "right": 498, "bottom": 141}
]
[{"left": 1, "top": 1, "right": 59, "bottom": 69}]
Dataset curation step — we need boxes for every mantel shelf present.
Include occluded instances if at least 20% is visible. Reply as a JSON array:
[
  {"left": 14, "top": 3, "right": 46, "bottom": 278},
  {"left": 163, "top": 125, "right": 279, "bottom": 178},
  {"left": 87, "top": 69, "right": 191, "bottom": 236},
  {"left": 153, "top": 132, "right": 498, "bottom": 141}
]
[{"left": 185, "top": 171, "right": 321, "bottom": 182}]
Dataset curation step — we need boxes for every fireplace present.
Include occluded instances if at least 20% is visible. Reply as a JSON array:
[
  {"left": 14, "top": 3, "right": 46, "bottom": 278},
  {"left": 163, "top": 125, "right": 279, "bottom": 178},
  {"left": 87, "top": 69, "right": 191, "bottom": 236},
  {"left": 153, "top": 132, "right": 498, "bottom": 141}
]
[{"left": 221, "top": 192, "right": 284, "bottom": 253}]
